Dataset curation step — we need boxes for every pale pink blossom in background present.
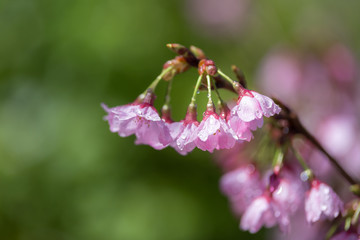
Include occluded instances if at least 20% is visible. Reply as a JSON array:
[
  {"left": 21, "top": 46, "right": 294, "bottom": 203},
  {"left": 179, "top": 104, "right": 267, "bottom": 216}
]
[
  {"left": 324, "top": 44, "right": 358, "bottom": 85},
  {"left": 185, "top": 0, "right": 250, "bottom": 37},
  {"left": 220, "top": 164, "right": 264, "bottom": 215},
  {"left": 317, "top": 115, "right": 360, "bottom": 179},
  {"left": 272, "top": 169, "right": 305, "bottom": 214},
  {"left": 272, "top": 209, "right": 329, "bottom": 240},
  {"left": 258, "top": 49, "right": 302, "bottom": 106},
  {"left": 305, "top": 180, "right": 344, "bottom": 223},
  {"left": 240, "top": 195, "right": 290, "bottom": 233}
]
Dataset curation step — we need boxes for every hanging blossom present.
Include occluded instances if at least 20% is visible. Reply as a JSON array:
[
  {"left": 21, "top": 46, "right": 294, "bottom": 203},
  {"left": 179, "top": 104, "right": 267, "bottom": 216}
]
[
  {"left": 229, "top": 82, "right": 281, "bottom": 141},
  {"left": 102, "top": 46, "right": 281, "bottom": 154},
  {"left": 220, "top": 164, "right": 264, "bottom": 215},
  {"left": 102, "top": 44, "right": 360, "bottom": 238},
  {"left": 239, "top": 168, "right": 305, "bottom": 233},
  {"left": 305, "top": 179, "right": 344, "bottom": 223},
  {"left": 102, "top": 90, "right": 172, "bottom": 150},
  {"left": 193, "top": 107, "right": 238, "bottom": 153},
  {"left": 162, "top": 106, "right": 199, "bottom": 155}
]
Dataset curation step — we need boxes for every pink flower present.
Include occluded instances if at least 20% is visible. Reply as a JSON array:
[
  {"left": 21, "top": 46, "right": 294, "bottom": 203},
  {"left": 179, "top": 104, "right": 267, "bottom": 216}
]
[
  {"left": 240, "top": 171, "right": 304, "bottom": 233},
  {"left": 163, "top": 108, "right": 199, "bottom": 155},
  {"left": 194, "top": 110, "right": 238, "bottom": 153},
  {"left": 220, "top": 164, "right": 264, "bottom": 215},
  {"left": 271, "top": 168, "right": 305, "bottom": 214},
  {"left": 102, "top": 93, "right": 172, "bottom": 150},
  {"left": 330, "top": 231, "right": 359, "bottom": 240},
  {"left": 231, "top": 89, "right": 281, "bottom": 123},
  {"left": 168, "top": 121, "right": 199, "bottom": 155},
  {"left": 305, "top": 180, "right": 344, "bottom": 223},
  {"left": 228, "top": 115, "right": 263, "bottom": 141},
  {"left": 240, "top": 195, "right": 289, "bottom": 233}
]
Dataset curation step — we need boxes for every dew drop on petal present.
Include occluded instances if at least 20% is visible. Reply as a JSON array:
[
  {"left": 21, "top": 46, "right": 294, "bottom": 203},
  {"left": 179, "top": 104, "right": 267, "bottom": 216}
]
[{"left": 300, "top": 171, "right": 309, "bottom": 182}]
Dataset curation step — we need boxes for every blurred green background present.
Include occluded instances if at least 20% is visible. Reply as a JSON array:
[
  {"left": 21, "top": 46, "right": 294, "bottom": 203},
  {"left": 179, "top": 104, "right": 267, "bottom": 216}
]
[{"left": 0, "top": 0, "right": 359, "bottom": 239}]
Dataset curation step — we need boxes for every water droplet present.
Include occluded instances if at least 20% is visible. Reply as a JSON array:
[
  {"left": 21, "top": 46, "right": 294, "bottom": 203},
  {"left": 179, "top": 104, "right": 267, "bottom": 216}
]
[
  {"left": 323, "top": 188, "right": 330, "bottom": 194},
  {"left": 321, "top": 205, "right": 328, "bottom": 211},
  {"left": 197, "top": 90, "right": 200, "bottom": 94},
  {"left": 300, "top": 171, "right": 309, "bottom": 182}
]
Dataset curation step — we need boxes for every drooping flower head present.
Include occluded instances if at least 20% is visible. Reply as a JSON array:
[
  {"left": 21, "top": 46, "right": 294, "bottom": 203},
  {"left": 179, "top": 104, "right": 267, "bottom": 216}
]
[
  {"left": 194, "top": 105, "right": 238, "bottom": 153},
  {"left": 102, "top": 90, "right": 172, "bottom": 150},
  {"left": 220, "top": 164, "right": 264, "bottom": 215},
  {"left": 166, "top": 105, "right": 200, "bottom": 155},
  {"left": 231, "top": 82, "right": 281, "bottom": 126},
  {"left": 305, "top": 179, "right": 344, "bottom": 223},
  {"left": 239, "top": 171, "right": 302, "bottom": 233}
]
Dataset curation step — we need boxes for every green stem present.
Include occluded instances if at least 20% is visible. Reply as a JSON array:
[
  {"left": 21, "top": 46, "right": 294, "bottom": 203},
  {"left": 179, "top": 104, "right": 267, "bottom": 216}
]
[
  {"left": 190, "top": 74, "right": 204, "bottom": 105},
  {"left": 352, "top": 202, "right": 360, "bottom": 225},
  {"left": 217, "top": 69, "right": 236, "bottom": 85},
  {"left": 145, "top": 67, "right": 173, "bottom": 94},
  {"left": 211, "top": 77, "right": 224, "bottom": 104},
  {"left": 206, "top": 75, "right": 213, "bottom": 104},
  {"left": 164, "top": 78, "right": 173, "bottom": 106},
  {"left": 290, "top": 144, "right": 311, "bottom": 171}
]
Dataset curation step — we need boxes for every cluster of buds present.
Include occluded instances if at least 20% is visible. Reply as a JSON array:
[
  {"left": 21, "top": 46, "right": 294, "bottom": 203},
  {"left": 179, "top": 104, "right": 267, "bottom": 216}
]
[
  {"left": 102, "top": 44, "right": 280, "bottom": 155},
  {"left": 102, "top": 44, "right": 360, "bottom": 238}
]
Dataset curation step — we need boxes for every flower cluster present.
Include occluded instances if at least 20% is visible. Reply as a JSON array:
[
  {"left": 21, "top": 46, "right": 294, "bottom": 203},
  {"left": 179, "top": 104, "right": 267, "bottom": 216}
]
[
  {"left": 102, "top": 44, "right": 360, "bottom": 239},
  {"left": 218, "top": 152, "right": 346, "bottom": 235},
  {"left": 102, "top": 45, "right": 280, "bottom": 155}
]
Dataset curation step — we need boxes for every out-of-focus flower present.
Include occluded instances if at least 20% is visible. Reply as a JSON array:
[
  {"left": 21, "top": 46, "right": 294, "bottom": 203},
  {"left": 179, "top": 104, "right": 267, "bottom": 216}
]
[
  {"left": 324, "top": 43, "right": 358, "bottom": 85},
  {"left": 271, "top": 168, "right": 305, "bottom": 214},
  {"left": 240, "top": 171, "right": 303, "bottom": 233},
  {"left": 258, "top": 49, "right": 303, "bottom": 106},
  {"left": 240, "top": 194, "right": 289, "bottom": 233},
  {"left": 305, "top": 179, "right": 344, "bottom": 223},
  {"left": 185, "top": 0, "right": 250, "bottom": 37},
  {"left": 220, "top": 164, "right": 263, "bottom": 215}
]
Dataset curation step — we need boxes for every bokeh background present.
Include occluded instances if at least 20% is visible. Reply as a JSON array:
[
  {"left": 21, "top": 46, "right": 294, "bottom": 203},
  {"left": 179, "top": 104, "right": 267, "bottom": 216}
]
[{"left": 0, "top": 0, "right": 359, "bottom": 239}]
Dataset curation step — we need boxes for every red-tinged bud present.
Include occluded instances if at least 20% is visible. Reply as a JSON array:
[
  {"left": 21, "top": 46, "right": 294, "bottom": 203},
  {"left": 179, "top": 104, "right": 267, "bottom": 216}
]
[
  {"left": 198, "top": 59, "right": 218, "bottom": 76},
  {"left": 204, "top": 59, "right": 217, "bottom": 76},
  {"left": 162, "top": 56, "right": 190, "bottom": 81},
  {"left": 198, "top": 59, "right": 207, "bottom": 75},
  {"left": 190, "top": 45, "right": 206, "bottom": 59}
]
